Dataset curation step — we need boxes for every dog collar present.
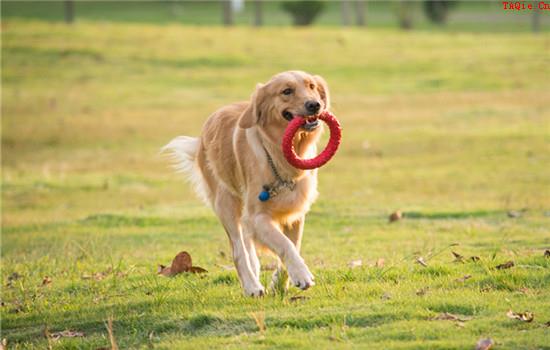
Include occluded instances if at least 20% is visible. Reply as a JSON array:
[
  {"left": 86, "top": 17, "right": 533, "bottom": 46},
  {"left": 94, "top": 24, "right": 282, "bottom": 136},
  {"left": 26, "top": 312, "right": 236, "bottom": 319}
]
[{"left": 258, "top": 146, "right": 296, "bottom": 202}]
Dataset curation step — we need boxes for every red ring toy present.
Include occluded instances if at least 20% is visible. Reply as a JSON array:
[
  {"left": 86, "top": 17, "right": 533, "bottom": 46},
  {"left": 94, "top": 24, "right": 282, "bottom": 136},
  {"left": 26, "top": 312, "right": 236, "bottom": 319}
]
[{"left": 282, "top": 111, "right": 342, "bottom": 170}]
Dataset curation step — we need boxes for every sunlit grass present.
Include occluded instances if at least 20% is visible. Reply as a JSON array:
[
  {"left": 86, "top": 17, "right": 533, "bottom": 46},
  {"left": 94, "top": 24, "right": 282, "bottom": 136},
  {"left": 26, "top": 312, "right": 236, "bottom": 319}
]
[{"left": 1, "top": 20, "right": 549, "bottom": 349}]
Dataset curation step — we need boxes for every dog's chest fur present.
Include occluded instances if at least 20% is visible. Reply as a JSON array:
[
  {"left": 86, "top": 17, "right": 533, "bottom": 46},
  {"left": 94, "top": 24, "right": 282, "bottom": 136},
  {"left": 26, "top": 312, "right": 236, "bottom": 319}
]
[{"left": 266, "top": 170, "right": 319, "bottom": 223}]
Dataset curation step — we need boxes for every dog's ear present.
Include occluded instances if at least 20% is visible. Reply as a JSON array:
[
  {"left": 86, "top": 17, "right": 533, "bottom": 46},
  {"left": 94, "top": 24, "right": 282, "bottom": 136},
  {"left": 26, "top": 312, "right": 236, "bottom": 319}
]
[
  {"left": 239, "top": 83, "right": 266, "bottom": 129},
  {"left": 313, "top": 75, "right": 330, "bottom": 110}
]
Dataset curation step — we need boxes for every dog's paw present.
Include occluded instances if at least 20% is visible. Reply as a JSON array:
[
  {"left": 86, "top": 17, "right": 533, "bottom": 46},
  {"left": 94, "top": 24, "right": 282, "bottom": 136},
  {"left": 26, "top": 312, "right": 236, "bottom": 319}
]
[
  {"left": 287, "top": 262, "right": 315, "bottom": 290},
  {"left": 243, "top": 283, "right": 266, "bottom": 297}
]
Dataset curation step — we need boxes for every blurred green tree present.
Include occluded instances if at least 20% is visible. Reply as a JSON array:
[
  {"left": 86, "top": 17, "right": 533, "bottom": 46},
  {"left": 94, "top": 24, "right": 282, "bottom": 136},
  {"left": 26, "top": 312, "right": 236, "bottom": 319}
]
[
  {"left": 423, "top": 0, "right": 457, "bottom": 25},
  {"left": 254, "top": 0, "right": 263, "bottom": 26},
  {"left": 355, "top": 0, "right": 366, "bottom": 26},
  {"left": 222, "top": 0, "right": 233, "bottom": 26},
  {"left": 281, "top": 0, "right": 325, "bottom": 26},
  {"left": 64, "top": 0, "right": 74, "bottom": 24}
]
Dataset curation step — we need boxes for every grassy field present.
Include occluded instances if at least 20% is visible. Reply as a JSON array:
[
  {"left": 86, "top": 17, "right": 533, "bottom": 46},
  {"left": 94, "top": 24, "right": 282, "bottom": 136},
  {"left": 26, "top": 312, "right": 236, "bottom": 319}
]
[{"left": 2, "top": 18, "right": 550, "bottom": 349}]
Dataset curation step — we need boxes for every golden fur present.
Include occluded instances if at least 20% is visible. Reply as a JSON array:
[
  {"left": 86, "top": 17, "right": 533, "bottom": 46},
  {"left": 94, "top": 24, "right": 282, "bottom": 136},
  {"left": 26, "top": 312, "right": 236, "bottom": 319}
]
[{"left": 164, "top": 71, "right": 330, "bottom": 296}]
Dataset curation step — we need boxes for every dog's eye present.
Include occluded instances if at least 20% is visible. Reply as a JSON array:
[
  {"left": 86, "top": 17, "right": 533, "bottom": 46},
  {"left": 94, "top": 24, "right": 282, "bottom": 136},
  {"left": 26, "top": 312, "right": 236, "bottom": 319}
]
[
  {"left": 309, "top": 83, "right": 315, "bottom": 89},
  {"left": 282, "top": 88, "right": 293, "bottom": 96}
]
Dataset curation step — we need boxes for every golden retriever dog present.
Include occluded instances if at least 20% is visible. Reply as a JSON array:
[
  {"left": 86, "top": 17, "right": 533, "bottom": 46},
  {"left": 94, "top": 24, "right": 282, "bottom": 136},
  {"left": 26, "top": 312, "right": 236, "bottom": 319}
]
[{"left": 163, "top": 71, "right": 330, "bottom": 296}]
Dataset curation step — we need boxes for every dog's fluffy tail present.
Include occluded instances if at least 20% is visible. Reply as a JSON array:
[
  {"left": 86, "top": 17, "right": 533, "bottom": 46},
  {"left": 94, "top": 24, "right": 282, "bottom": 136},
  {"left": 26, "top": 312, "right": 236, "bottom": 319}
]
[{"left": 161, "top": 136, "right": 211, "bottom": 206}]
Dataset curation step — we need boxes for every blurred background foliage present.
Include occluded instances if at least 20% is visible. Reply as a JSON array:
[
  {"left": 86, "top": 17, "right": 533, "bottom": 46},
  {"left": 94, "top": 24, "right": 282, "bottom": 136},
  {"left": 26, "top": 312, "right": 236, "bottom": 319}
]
[{"left": 2, "top": 0, "right": 548, "bottom": 32}]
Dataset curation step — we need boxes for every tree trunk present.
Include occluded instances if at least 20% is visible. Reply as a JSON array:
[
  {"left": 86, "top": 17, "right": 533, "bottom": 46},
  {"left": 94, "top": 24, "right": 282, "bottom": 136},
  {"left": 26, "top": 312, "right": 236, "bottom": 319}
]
[
  {"left": 222, "top": 0, "right": 233, "bottom": 26},
  {"left": 532, "top": 1, "right": 540, "bottom": 33},
  {"left": 355, "top": 0, "right": 366, "bottom": 26},
  {"left": 341, "top": 1, "right": 351, "bottom": 26},
  {"left": 64, "top": 0, "right": 74, "bottom": 24},
  {"left": 397, "top": 1, "right": 413, "bottom": 30},
  {"left": 254, "top": 0, "right": 262, "bottom": 27}
]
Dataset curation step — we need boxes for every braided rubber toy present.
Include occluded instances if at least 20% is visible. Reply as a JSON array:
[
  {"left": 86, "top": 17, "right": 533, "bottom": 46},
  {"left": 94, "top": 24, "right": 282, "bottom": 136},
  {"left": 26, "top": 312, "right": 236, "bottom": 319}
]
[{"left": 282, "top": 111, "right": 342, "bottom": 170}]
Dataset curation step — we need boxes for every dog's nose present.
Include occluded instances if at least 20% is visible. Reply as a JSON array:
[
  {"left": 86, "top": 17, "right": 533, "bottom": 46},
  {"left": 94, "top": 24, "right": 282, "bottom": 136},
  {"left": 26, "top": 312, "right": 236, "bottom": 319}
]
[{"left": 305, "top": 100, "right": 321, "bottom": 114}]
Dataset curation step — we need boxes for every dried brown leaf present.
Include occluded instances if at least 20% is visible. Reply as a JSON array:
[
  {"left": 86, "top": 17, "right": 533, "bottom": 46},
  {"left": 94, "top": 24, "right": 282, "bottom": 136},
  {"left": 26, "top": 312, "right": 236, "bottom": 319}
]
[
  {"left": 170, "top": 251, "right": 193, "bottom": 273},
  {"left": 496, "top": 261, "right": 514, "bottom": 270},
  {"left": 158, "top": 251, "right": 207, "bottom": 277},
  {"left": 416, "top": 287, "right": 429, "bottom": 296},
  {"left": 506, "top": 310, "right": 534, "bottom": 322},
  {"left": 289, "top": 295, "right": 310, "bottom": 303},
  {"left": 375, "top": 258, "right": 385, "bottom": 268},
  {"left": 451, "top": 251, "right": 464, "bottom": 262},
  {"left": 389, "top": 211, "right": 402, "bottom": 223},
  {"left": 475, "top": 338, "right": 494, "bottom": 350},
  {"left": 188, "top": 266, "right": 208, "bottom": 274},
  {"left": 544, "top": 250, "right": 550, "bottom": 258},
  {"left": 157, "top": 265, "right": 172, "bottom": 277},
  {"left": 49, "top": 330, "right": 85, "bottom": 341},
  {"left": 6, "top": 272, "right": 22, "bottom": 288},
  {"left": 470, "top": 256, "right": 481, "bottom": 262},
  {"left": 416, "top": 257, "right": 428, "bottom": 267},
  {"left": 42, "top": 276, "right": 52, "bottom": 286},
  {"left": 432, "top": 312, "right": 472, "bottom": 322},
  {"left": 8, "top": 302, "right": 23, "bottom": 314},
  {"left": 455, "top": 274, "right": 472, "bottom": 283},
  {"left": 348, "top": 259, "right": 362, "bottom": 268},
  {"left": 8, "top": 272, "right": 21, "bottom": 281}
]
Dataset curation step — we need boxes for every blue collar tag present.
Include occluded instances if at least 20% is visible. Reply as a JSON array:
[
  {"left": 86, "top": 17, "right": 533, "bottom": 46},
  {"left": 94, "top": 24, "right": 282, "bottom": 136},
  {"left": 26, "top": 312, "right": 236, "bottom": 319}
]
[{"left": 258, "top": 190, "right": 270, "bottom": 202}]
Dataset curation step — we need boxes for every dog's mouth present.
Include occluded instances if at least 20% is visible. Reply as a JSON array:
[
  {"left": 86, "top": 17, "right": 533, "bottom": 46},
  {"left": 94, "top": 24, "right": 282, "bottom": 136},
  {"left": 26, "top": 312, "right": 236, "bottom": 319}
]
[
  {"left": 282, "top": 110, "right": 294, "bottom": 121},
  {"left": 302, "top": 118, "right": 320, "bottom": 131},
  {"left": 282, "top": 110, "right": 320, "bottom": 132}
]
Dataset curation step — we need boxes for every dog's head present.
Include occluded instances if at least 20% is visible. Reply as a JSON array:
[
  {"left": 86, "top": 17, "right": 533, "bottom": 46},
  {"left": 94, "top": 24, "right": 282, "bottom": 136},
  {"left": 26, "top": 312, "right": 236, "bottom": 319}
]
[{"left": 239, "top": 71, "right": 330, "bottom": 135}]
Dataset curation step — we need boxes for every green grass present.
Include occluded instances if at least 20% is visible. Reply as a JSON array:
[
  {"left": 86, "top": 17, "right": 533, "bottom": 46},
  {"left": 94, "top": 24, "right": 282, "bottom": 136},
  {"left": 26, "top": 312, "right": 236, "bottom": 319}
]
[{"left": 2, "top": 19, "right": 550, "bottom": 349}]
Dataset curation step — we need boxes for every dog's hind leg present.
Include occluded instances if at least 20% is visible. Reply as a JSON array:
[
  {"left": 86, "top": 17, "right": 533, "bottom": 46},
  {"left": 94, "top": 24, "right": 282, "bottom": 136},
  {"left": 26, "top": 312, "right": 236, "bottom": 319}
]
[
  {"left": 284, "top": 217, "right": 305, "bottom": 251},
  {"left": 270, "top": 217, "right": 305, "bottom": 294},
  {"left": 214, "top": 190, "right": 265, "bottom": 297},
  {"left": 241, "top": 220, "right": 261, "bottom": 280}
]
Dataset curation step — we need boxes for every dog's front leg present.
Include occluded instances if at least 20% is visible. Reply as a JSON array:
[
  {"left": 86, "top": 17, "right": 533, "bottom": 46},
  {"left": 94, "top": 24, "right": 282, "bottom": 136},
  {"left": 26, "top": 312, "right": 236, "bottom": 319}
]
[
  {"left": 271, "top": 217, "right": 305, "bottom": 293},
  {"left": 252, "top": 214, "right": 314, "bottom": 290}
]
